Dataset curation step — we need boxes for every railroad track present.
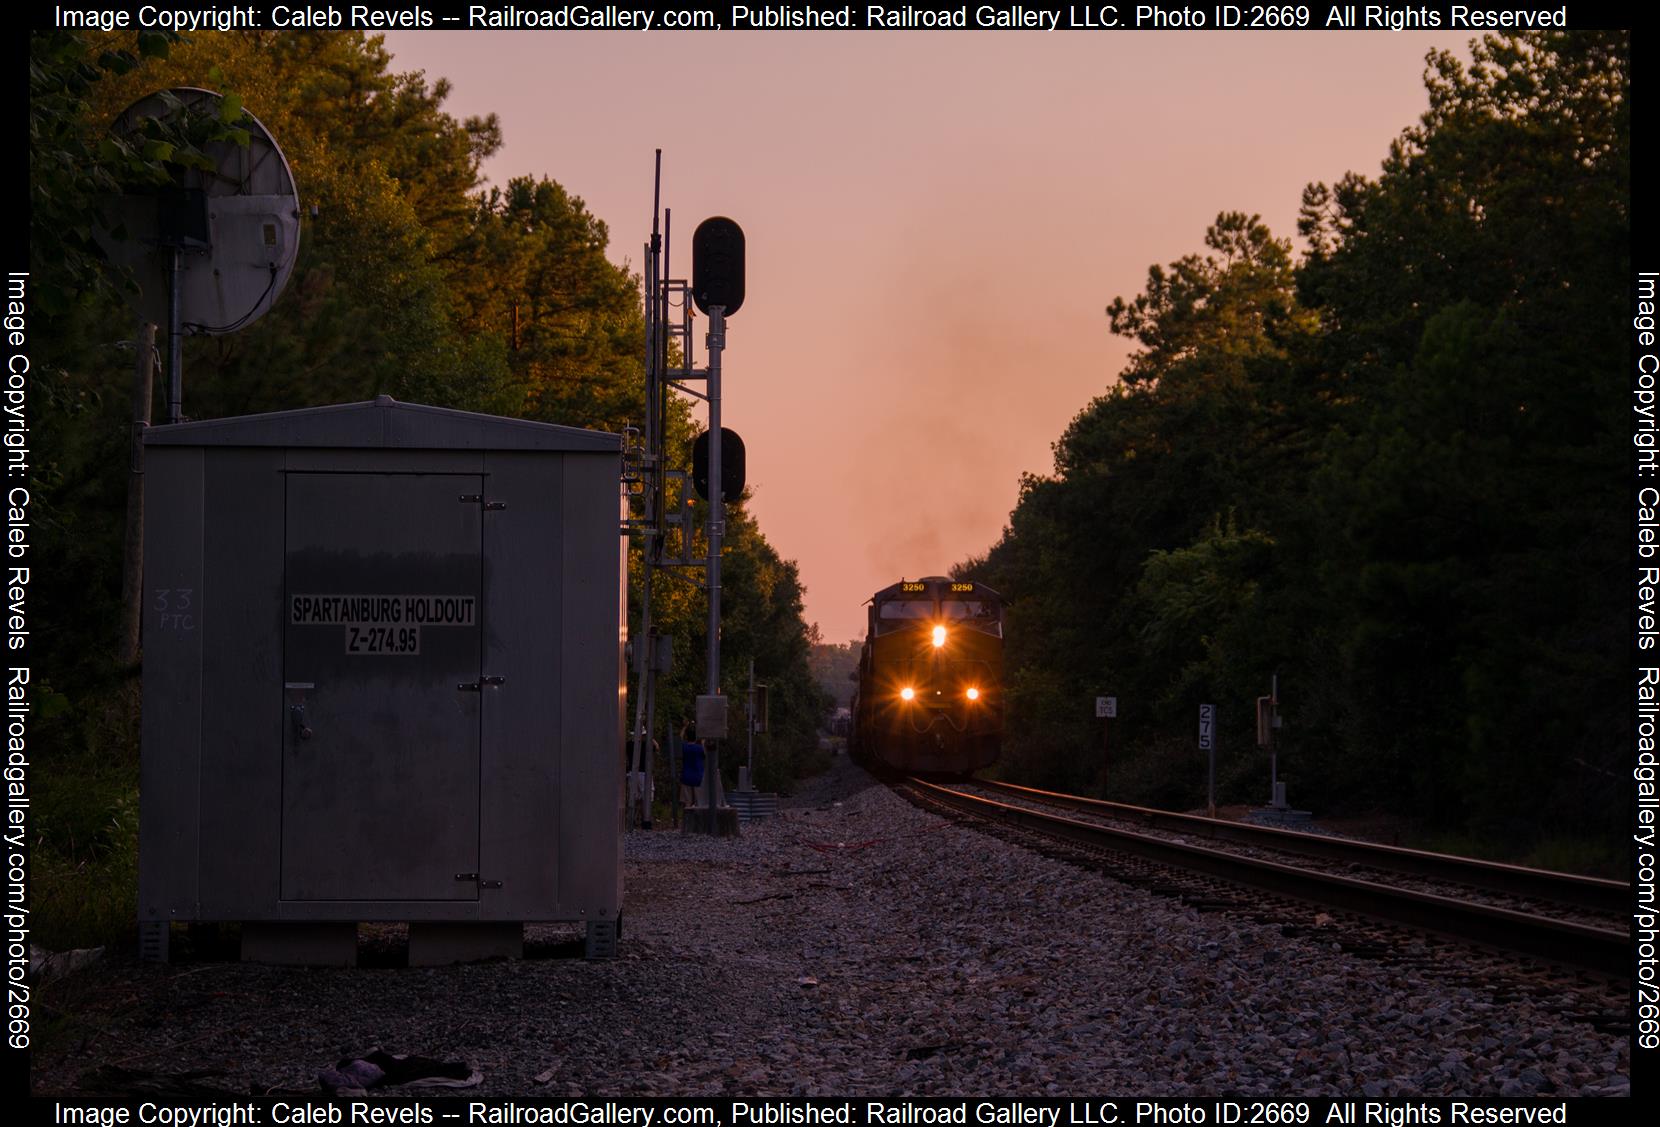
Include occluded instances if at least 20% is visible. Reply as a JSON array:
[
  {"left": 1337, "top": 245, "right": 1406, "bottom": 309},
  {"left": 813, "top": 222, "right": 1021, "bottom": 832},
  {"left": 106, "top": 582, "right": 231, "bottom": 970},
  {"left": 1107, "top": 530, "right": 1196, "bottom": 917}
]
[{"left": 902, "top": 775, "right": 1631, "bottom": 978}]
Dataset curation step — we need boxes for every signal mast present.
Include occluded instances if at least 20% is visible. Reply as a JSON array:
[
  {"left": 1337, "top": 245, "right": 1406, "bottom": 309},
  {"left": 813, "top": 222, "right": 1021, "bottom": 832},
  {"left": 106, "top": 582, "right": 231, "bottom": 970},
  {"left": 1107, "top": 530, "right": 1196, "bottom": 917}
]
[{"left": 623, "top": 152, "right": 745, "bottom": 834}]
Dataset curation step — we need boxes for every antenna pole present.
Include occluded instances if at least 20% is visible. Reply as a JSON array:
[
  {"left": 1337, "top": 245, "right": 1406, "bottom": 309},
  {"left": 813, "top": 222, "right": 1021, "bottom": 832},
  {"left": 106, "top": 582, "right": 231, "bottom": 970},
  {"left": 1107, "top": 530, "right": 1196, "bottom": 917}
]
[
  {"left": 166, "top": 247, "right": 184, "bottom": 425},
  {"left": 651, "top": 150, "right": 662, "bottom": 247},
  {"left": 627, "top": 152, "right": 665, "bottom": 828}
]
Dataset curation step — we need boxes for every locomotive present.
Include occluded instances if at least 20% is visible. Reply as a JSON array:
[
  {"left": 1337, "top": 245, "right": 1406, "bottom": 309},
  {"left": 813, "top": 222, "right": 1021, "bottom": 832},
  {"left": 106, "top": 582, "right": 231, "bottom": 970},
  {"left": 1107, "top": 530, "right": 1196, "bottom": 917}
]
[{"left": 850, "top": 576, "right": 1004, "bottom": 775}]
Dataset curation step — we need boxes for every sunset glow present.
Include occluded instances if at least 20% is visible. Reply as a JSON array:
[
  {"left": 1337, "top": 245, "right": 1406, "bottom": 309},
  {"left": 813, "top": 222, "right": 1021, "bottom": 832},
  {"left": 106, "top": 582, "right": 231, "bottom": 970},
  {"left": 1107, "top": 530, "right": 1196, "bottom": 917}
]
[{"left": 381, "top": 30, "right": 1473, "bottom": 641}]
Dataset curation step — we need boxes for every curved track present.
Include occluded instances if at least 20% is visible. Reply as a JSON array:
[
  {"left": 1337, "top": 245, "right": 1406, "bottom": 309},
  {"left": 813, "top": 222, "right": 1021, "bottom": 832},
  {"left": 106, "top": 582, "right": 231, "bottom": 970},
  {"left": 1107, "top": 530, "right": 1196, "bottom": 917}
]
[
  {"left": 904, "top": 776, "right": 1630, "bottom": 978},
  {"left": 975, "top": 778, "right": 1627, "bottom": 912}
]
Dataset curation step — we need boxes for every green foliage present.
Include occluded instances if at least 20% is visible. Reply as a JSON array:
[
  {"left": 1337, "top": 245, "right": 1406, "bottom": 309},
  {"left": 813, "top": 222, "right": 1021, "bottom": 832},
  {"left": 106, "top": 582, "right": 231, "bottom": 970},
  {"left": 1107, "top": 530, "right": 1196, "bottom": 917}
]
[
  {"left": 716, "top": 505, "right": 835, "bottom": 790},
  {"left": 631, "top": 488, "right": 832, "bottom": 798},
  {"left": 450, "top": 176, "right": 648, "bottom": 425},
  {"left": 32, "top": 845, "right": 140, "bottom": 953},
  {"left": 808, "top": 639, "right": 861, "bottom": 709},
  {"left": 76, "top": 30, "right": 512, "bottom": 418},
  {"left": 1135, "top": 514, "right": 1276, "bottom": 711},
  {"left": 31, "top": 682, "right": 142, "bottom": 951},
  {"left": 1302, "top": 32, "right": 1628, "bottom": 841},
  {"left": 971, "top": 32, "right": 1628, "bottom": 854},
  {"left": 1105, "top": 211, "right": 1311, "bottom": 390},
  {"left": 968, "top": 207, "right": 1322, "bottom": 807},
  {"left": 29, "top": 31, "right": 164, "bottom": 315}
]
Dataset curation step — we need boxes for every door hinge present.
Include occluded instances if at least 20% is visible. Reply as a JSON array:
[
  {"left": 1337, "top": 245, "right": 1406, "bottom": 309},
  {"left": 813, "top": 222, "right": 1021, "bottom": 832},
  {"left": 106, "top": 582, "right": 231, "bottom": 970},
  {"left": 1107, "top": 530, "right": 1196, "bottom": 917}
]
[
  {"left": 455, "top": 872, "right": 479, "bottom": 882},
  {"left": 459, "top": 494, "right": 507, "bottom": 510}
]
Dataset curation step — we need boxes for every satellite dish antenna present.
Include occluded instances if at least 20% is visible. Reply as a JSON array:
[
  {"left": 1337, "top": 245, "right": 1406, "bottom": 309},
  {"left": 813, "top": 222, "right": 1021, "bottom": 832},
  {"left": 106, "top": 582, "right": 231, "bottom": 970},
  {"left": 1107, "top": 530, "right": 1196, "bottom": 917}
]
[{"left": 96, "top": 87, "right": 301, "bottom": 423}]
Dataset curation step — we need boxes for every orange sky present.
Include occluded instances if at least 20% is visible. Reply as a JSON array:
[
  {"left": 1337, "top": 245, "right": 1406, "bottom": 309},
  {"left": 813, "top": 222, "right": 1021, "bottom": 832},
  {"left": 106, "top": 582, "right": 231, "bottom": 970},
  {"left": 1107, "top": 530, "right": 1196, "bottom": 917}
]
[{"left": 381, "top": 29, "right": 1473, "bottom": 644}]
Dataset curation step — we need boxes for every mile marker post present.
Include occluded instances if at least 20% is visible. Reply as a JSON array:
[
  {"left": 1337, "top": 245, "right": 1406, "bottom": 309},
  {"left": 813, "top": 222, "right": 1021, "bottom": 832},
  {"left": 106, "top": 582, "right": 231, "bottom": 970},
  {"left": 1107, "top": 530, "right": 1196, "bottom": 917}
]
[
  {"left": 1200, "top": 703, "right": 1217, "bottom": 817},
  {"left": 1096, "top": 695, "right": 1116, "bottom": 790}
]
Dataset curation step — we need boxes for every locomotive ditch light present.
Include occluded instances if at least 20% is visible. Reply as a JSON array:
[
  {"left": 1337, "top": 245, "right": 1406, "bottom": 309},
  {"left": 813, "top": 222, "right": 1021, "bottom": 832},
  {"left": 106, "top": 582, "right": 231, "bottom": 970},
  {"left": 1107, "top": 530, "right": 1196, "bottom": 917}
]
[
  {"left": 966, "top": 687, "right": 980, "bottom": 701},
  {"left": 931, "top": 625, "right": 946, "bottom": 648},
  {"left": 900, "top": 687, "right": 915, "bottom": 701}
]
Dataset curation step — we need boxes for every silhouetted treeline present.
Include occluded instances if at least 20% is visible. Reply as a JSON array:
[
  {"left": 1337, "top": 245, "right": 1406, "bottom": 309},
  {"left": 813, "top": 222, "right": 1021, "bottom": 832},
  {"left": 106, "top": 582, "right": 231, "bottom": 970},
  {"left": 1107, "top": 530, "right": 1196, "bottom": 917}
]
[{"left": 960, "top": 32, "right": 1628, "bottom": 860}]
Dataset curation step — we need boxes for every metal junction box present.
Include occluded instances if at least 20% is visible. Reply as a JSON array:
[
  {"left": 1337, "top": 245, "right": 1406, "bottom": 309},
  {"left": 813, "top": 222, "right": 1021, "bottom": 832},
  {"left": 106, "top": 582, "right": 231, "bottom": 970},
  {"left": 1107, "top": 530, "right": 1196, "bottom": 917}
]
[{"left": 139, "top": 397, "right": 624, "bottom": 958}]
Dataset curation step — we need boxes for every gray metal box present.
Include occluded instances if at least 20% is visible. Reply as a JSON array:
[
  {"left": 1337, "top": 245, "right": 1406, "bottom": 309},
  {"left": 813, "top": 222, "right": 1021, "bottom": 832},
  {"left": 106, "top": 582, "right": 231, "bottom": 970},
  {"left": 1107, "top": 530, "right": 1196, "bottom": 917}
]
[{"left": 139, "top": 397, "right": 624, "bottom": 932}]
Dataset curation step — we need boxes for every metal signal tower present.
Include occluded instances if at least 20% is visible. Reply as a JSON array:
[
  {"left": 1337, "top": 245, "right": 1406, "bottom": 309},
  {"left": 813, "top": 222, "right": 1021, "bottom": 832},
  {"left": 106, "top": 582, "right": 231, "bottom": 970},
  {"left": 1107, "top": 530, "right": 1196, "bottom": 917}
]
[{"left": 623, "top": 153, "right": 744, "bottom": 833}]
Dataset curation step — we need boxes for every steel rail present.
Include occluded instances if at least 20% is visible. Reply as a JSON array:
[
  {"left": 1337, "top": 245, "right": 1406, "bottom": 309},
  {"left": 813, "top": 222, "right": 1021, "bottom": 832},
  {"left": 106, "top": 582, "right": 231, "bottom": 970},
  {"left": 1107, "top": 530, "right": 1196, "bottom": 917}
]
[
  {"left": 973, "top": 778, "right": 1628, "bottom": 914},
  {"left": 907, "top": 777, "right": 1630, "bottom": 978}
]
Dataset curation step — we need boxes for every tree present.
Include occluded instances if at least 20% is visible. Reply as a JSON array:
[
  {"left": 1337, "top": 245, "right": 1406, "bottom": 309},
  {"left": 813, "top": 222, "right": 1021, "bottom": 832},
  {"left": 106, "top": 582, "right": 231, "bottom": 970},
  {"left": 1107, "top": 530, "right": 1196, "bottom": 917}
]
[
  {"left": 973, "top": 33, "right": 1629, "bottom": 851},
  {"left": 1302, "top": 33, "right": 1629, "bottom": 842},
  {"left": 449, "top": 177, "right": 647, "bottom": 427},
  {"left": 29, "top": 30, "right": 175, "bottom": 315},
  {"left": 970, "top": 213, "right": 1321, "bottom": 798}
]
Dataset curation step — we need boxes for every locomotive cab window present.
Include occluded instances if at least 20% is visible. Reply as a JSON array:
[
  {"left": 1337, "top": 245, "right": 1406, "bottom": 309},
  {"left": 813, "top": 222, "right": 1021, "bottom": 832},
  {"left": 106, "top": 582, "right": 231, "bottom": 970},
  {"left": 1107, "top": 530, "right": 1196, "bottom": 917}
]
[
  {"left": 941, "top": 597, "right": 1002, "bottom": 635},
  {"left": 876, "top": 599, "right": 935, "bottom": 634}
]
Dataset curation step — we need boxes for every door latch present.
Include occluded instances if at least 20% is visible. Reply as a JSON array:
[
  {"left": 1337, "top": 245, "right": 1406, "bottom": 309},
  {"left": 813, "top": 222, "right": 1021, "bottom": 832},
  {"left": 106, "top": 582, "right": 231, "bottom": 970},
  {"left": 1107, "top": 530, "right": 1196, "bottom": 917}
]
[
  {"left": 289, "top": 702, "right": 313, "bottom": 741},
  {"left": 453, "top": 874, "right": 502, "bottom": 890}
]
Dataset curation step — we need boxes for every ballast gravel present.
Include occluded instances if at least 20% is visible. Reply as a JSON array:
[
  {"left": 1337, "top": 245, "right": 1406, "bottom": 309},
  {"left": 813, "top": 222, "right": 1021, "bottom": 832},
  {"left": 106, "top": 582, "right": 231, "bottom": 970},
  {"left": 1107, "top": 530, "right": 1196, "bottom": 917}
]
[{"left": 31, "top": 754, "right": 1630, "bottom": 1097}]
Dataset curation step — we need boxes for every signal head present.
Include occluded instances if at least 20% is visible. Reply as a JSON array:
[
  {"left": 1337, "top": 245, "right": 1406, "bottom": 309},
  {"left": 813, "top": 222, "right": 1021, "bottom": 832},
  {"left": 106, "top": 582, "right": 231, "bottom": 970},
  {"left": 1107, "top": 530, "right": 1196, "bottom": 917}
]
[{"left": 692, "top": 216, "right": 745, "bottom": 316}]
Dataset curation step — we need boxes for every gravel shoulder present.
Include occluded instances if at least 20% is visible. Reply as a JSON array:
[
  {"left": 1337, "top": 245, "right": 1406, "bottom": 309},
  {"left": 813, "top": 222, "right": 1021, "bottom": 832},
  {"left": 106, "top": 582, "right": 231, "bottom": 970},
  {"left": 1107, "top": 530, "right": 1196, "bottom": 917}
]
[{"left": 30, "top": 754, "right": 1631, "bottom": 1097}]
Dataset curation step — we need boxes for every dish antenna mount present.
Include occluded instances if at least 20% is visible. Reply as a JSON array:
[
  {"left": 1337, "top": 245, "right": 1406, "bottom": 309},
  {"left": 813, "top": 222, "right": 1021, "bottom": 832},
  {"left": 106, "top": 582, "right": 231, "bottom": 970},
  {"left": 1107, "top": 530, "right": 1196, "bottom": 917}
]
[{"left": 98, "top": 88, "right": 301, "bottom": 424}]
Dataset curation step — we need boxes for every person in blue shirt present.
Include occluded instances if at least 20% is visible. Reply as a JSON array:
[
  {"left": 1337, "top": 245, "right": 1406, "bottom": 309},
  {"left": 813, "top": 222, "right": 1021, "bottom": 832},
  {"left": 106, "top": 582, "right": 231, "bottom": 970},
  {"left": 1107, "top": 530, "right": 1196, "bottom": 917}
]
[{"left": 677, "top": 721, "right": 706, "bottom": 827}]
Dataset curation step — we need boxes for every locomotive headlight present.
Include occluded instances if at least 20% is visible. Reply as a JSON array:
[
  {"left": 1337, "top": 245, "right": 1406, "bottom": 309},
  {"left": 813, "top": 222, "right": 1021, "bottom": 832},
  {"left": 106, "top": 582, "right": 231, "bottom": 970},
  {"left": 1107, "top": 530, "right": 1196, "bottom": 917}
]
[
  {"left": 900, "top": 686, "right": 915, "bottom": 701},
  {"left": 932, "top": 625, "right": 947, "bottom": 648},
  {"left": 966, "top": 687, "right": 980, "bottom": 701}
]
